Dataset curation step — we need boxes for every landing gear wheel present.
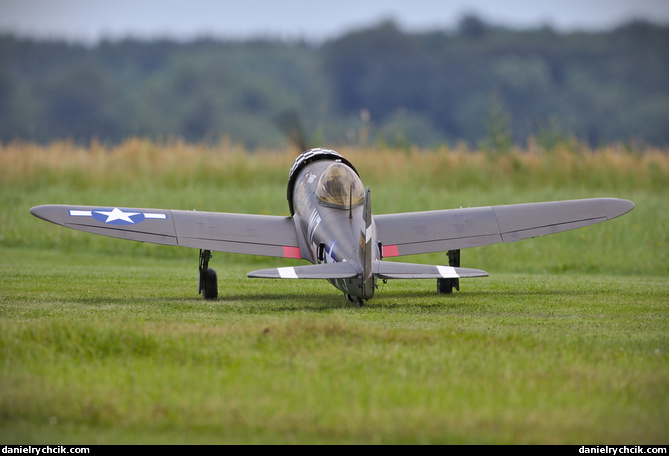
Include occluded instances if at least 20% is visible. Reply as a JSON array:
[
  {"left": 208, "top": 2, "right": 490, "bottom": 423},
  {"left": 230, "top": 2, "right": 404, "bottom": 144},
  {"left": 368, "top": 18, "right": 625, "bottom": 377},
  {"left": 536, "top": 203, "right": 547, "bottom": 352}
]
[
  {"left": 202, "top": 268, "right": 218, "bottom": 300},
  {"left": 198, "top": 249, "right": 218, "bottom": 300}
]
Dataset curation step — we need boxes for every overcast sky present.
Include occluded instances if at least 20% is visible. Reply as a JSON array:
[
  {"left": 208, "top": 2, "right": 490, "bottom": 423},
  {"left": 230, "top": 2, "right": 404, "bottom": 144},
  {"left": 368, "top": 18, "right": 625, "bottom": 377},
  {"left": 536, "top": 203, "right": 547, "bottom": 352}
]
[{"left": 1, "top": 0, "right": 668, "bottom": 43}]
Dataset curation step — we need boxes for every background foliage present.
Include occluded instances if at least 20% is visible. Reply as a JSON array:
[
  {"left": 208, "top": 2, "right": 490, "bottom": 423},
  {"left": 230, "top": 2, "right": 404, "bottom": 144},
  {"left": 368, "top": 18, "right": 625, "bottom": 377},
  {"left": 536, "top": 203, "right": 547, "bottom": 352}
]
[{"left": 1, "top": 15, "right": 668, "bottom": 148}]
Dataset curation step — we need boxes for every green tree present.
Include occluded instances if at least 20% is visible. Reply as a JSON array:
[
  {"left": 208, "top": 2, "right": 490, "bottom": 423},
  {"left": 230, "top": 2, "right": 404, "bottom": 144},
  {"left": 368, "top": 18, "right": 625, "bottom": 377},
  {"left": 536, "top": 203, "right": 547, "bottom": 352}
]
[
  {"left": 41, "top": 60, "right": 125, "bottom": 141},
  {"left": 480, "top": 90, "right": 512, "bottom": 155}
]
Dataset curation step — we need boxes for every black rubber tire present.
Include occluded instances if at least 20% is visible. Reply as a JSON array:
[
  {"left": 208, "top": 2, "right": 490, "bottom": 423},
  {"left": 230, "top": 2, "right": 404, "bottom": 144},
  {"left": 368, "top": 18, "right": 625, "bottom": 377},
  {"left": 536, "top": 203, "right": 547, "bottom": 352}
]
[{"left": 202, "top": 268, "right": 218, "bottom": 300}]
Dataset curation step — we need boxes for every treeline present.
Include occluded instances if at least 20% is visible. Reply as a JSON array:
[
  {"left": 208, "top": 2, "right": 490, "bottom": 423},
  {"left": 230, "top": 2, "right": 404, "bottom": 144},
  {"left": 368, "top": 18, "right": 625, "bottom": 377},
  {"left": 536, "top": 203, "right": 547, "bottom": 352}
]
[{"left": 1, "top": 16, "right": 668, "bottom": 148}]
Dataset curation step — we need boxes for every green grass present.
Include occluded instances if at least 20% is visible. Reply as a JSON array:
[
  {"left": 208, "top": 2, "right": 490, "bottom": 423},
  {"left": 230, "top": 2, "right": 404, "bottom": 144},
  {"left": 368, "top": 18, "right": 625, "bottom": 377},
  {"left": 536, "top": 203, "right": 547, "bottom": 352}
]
[
  {"left": 1, "top": 143, "right": 668, "bottom": 443},
  {"left": 1, "top": 248, "right": 667, "bottom": 444}
]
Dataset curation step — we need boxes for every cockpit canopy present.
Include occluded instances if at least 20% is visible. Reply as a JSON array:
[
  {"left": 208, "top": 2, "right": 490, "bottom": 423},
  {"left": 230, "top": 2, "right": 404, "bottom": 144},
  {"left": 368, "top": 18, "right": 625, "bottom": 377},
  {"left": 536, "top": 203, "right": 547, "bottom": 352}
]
[{"left": 316, "top": 162, "right": 365, "bottom": 207}]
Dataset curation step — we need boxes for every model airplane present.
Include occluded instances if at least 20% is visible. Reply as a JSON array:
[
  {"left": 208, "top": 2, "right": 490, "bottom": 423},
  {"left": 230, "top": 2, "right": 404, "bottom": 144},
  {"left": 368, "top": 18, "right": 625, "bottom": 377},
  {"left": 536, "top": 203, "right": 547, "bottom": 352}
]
[{"left": 30, "top": 148, "right": 634, "bottom": 305}]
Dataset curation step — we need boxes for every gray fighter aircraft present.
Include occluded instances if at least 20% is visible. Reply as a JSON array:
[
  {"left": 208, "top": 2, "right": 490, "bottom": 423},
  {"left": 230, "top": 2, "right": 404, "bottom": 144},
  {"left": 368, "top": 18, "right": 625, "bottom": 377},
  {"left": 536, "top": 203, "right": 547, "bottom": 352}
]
[{"left": 30, "top": 148, "right": 634, "bottom": 305}]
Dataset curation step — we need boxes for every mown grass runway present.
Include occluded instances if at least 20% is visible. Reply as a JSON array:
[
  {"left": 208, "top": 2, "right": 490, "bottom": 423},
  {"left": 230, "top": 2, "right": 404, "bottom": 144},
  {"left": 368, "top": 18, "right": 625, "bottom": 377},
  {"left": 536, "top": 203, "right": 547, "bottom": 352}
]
[{"left": 1, "top": 140, "right": 667, "bottom": 443}]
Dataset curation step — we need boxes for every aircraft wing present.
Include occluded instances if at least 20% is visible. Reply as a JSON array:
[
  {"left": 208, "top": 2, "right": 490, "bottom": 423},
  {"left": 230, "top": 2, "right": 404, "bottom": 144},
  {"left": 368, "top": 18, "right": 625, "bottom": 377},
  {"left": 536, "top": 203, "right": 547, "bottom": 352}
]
[
  {"left": 30, "top": 205, "right": 302, "bottom": 259},
  {"left": 375, "top": 198, "right": 634, "bottom": 257}
]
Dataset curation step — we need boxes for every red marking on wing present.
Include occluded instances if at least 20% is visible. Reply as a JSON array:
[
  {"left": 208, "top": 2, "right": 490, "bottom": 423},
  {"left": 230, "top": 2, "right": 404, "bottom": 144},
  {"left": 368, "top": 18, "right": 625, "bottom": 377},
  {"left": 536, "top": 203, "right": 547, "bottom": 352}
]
[
  {"left": 382, "top": 244, "right": 399, "bottom": 257},
  {"left": 283, "top": 246, "right": 302, "bottom": 259}
]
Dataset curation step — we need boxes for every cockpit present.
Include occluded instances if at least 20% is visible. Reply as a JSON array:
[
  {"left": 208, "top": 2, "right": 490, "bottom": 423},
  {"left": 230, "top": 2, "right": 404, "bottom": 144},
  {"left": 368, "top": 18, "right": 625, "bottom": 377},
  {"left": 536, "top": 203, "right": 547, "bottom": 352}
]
[{"left": 316, "top": 162, "right": 365, "bottom": 208}]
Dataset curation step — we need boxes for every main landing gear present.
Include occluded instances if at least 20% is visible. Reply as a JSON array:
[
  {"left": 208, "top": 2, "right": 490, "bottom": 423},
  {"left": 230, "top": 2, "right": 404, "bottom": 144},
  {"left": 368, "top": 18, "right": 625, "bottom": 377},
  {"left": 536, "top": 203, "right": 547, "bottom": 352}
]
[
  {"left": 198, "top": 249, "right": 218, "bottom": 300},
  {"left": 437, "top": 249, "right": 460, "bottom": 294}
]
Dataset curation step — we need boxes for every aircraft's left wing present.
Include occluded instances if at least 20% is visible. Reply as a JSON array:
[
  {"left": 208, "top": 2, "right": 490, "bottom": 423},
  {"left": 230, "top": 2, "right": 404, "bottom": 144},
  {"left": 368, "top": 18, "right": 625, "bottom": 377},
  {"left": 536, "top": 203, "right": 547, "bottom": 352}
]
[{"left": 30, "top": 205, "right": 302, "bottom": 259}]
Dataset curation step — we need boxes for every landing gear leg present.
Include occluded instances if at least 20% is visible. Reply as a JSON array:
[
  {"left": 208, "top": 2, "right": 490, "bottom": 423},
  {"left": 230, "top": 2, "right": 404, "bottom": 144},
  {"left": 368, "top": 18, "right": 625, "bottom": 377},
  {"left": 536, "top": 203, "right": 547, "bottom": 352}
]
[
  {"left": 198, "top": 249, "right": 218, "bottom": 300},
  {"left": 437, "top": 249, "right": 460, "bottom": 294}
]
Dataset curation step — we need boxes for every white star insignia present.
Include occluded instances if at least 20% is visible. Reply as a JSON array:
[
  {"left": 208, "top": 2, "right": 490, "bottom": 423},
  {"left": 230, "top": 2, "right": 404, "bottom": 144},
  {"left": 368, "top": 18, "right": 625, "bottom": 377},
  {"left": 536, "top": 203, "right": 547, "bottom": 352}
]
[{"left": 94, "top": 208, "right": 140, "bottom": 224}]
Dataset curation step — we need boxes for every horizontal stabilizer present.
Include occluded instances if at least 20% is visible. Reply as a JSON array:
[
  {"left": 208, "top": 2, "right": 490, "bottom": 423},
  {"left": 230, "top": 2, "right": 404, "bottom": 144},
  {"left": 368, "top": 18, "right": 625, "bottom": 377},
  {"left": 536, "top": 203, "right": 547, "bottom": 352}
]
[
  {"left": 248, "top": 262, "right": 359, "bottom": 279},
  {"left": 374, "top": 261, "right": 488, "bottom": 280}
]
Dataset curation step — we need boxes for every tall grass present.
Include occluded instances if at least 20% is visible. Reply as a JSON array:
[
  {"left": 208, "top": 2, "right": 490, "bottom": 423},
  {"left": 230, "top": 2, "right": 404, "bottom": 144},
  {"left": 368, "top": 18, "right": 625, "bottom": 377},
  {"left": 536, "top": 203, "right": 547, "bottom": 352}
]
[
  {"left": 0, "top": 137, "right": 292, "bottom": 191},
  {"left": 2, "top": 138, "right": 667, "bottom": 192}
]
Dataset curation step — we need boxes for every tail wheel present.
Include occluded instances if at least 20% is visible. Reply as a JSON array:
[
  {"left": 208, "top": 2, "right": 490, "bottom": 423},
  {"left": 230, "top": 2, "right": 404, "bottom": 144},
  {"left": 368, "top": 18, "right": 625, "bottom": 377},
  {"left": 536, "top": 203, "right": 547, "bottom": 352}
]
[{"left": 345, "top": 293, "right": 365, "bottom": 307}]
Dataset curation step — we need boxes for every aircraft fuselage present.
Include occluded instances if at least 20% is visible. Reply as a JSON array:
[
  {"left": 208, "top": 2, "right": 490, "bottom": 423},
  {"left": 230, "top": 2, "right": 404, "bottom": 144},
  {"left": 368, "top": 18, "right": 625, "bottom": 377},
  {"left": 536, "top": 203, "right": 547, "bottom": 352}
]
[{"left": 291, "top": 158, "right": 379, "bottom": 301}]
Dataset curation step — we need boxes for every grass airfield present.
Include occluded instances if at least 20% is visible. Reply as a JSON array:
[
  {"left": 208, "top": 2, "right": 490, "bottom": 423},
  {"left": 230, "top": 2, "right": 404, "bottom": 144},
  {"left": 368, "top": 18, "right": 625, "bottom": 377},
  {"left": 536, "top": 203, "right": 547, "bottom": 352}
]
[{"left": 1, "top": 140, "right": 667, "bottom": 444}]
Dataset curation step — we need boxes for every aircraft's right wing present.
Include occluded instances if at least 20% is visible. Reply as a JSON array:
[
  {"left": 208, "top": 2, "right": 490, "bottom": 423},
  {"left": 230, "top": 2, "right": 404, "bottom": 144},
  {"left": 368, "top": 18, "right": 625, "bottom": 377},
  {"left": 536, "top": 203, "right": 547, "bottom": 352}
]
[{"left": 375, "top": 198, "right": 634, "bottom": 257}]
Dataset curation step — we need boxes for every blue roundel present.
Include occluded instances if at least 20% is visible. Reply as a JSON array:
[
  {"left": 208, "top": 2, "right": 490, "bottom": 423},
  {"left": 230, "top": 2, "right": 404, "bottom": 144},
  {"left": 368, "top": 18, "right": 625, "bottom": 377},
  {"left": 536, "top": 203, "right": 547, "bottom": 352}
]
[{"left": 92, "top": 208, "right": 146, "bottom": 225}]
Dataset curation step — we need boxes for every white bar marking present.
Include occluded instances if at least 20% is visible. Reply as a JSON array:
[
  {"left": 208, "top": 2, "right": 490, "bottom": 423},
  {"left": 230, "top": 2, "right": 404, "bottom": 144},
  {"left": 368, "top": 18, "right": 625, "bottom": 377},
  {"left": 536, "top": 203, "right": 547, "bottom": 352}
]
[
  {"left": 143, "top": 213, "right": 167, "bottom": 219},
  {"left": 278, "top": 267, "right": 298, "bottom": 279},
  {"left": 436, "top": 265, "right": 459, "bottom": 278},
  {"left": 69, "top": 210, "right": 92, "bottom": 216}
]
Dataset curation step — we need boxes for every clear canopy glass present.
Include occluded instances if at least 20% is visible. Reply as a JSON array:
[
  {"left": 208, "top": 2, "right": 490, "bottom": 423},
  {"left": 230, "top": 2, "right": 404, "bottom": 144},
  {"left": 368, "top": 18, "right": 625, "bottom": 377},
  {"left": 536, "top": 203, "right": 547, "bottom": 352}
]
[{"left": 316, "top": 163, "right": 365, "bottom": 207}]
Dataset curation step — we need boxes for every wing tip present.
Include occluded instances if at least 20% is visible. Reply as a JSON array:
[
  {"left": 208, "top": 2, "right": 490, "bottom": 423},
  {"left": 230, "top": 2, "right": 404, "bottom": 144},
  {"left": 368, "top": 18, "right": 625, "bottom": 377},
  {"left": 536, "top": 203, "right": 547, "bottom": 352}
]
[
  {"left": 602, "top": 198, "right": 635, "bottom": 220},
  {"left": 30, "top": 204, "right": 57, "bottom": 223}
]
